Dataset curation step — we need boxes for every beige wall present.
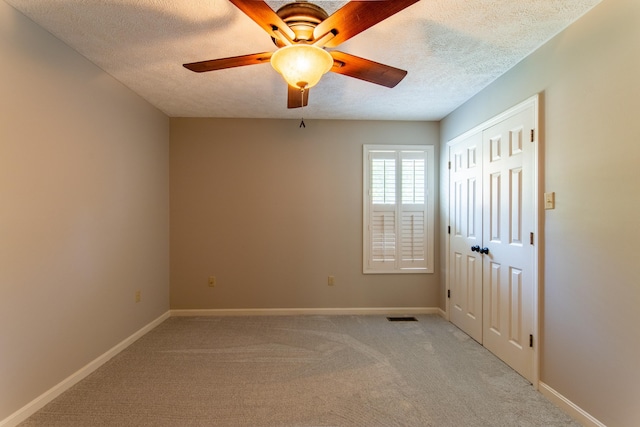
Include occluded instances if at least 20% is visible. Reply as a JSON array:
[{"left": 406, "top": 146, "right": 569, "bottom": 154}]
[
  {"left": 170, "top": 118, "right": 440, "bottom": 310},
  {"left": 440, "top": 0, "right": 640, "bottom": 425},
  {"left": 0, "top": 1, "right": 170, "bottom": 420}
]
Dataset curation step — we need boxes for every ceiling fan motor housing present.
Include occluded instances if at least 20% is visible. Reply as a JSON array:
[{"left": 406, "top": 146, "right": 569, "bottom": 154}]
[{"left": 273, "top": 2, "right": 329, "bottom": 46}]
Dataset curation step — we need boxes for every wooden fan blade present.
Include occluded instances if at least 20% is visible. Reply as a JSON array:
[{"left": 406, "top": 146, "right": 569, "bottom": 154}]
[
  {"left": 229, "top": 0, "right": 296, "bottom": 41},
  {"left": 288, "top": 85, "right": 309, "bottom": 109},
  {"left": 330, "top": 51, "right": 407, "bottom": 88},
  {"left": 313, "top": 0, "right": 420, "bottom": 48},
  {"left": 183, "top": 52, "right": 273, "bottom": 73}
]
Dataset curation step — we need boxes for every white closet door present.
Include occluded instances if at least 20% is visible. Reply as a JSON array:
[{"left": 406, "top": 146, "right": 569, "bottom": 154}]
[
  {"left": 449, "top": 133, "right": 483, "bottom": 343},
  {"left": 481, "top": 106, "right": 536, "bottom": 383}
]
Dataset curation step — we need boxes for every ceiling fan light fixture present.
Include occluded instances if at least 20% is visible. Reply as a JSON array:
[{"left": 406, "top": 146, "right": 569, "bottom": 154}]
[{"left": 270, "top": 44, "right": 333, "bottom": 90}]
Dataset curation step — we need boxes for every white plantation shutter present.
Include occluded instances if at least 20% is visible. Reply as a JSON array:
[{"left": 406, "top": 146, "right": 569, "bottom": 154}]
[
  {"left": 399, "top": 153, "right": 427, "bottom": 269},
  {"left": 369, "top": 152, "right": 397, "bottom": 269},
  {"left": 371, "top": 211, "right": 396, "bottom": 264},
  {"left": 401, "top": 156, "right": 425, "bottom": 204},
  {"left": 364, "top": 145, "right": 434, "bottom": 273},
  {"left": 400, "top": 211, "right": 425, "bottom": 268},
  {"left": 371, "top": 157, "right": 396, "bottom": 204}
]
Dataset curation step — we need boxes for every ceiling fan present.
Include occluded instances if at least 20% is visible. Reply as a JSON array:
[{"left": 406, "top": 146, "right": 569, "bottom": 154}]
[{"left": 183, "top": 0, "right": 420, "bottom": 108}]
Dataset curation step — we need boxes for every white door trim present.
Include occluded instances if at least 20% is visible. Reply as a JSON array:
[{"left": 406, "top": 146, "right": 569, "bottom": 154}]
[{"left": 445, "top": 94, "right": 540, "bottom": 388}]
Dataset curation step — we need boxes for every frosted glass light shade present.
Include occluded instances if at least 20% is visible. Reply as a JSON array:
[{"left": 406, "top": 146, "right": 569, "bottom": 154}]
[{"left": 270, "top": 44, "right": 333, "bottom": 89}]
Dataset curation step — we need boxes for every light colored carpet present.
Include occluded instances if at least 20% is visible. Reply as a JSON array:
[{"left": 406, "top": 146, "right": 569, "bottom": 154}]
[{"left": 20, "top": 315, "right": 580, "bottom": 426}]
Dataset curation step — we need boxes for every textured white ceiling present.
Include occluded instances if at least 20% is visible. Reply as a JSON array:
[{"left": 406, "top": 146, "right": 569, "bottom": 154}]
[{"left": 5, "top": 0, "right": 601, "bottom": 120}]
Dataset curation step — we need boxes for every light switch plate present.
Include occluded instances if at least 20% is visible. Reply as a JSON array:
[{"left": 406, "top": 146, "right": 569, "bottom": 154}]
[{"left": 544, "top": 192, "right": 555, "bottom": 210}]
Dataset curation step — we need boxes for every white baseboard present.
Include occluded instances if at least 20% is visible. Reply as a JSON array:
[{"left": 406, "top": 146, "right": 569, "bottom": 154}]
[
  {"left": 0, "top": 311, "right": 170, "bottom": 427},
  {"left": 539, "top": 382, "right": 606, "bottom": 427},
  {"left": 171, "top": 307, "right": 443, "bottom": 317}
]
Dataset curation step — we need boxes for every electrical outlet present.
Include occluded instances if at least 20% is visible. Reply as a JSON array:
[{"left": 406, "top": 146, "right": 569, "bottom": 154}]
[
  {"left": 328, "top": 276, "right": 335, "bottom": 286},
  {"left": 135, "top": 290, "right": 141, "bottom": 303},
  {"left": 208, "top": 276, "right": 216, "bottom": 288}
]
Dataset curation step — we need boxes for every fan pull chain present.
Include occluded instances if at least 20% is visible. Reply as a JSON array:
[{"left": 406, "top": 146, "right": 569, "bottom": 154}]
[{"left": 299, "top": 88, "right": 306, "bottom": 128}]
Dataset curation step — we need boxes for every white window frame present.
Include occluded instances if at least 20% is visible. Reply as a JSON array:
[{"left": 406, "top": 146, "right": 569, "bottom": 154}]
[{"left": 363, "top": 144, "right": 435, "bottom": 274}]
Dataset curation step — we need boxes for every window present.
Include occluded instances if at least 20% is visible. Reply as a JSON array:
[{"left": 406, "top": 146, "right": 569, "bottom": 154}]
[{"left": 363, "top": 145, "right": 434, "bottom": 274}]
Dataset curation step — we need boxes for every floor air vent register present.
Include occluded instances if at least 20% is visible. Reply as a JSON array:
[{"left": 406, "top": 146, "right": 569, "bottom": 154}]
[{"left": 386, "top": 316, "right": 418, "bottom": 322}]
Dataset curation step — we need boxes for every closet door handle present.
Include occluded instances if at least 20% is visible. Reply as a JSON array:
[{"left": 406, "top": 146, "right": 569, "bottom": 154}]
[
  {"left": 479, "top": 247, "right": 489, "bottom": 254},
  {"left": 471, "top": 245, "right": 480, "bottom": 252}
]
